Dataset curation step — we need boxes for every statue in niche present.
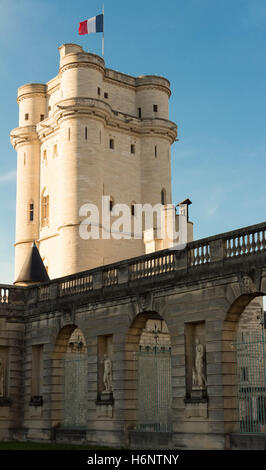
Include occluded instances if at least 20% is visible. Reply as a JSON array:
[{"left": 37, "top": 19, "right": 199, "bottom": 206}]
[
  {"left": 103, "top": 355, "right": 112, "bottom": 392},
  {"left": 0, "top": 358, "right": 4, "bottom": 397},
  {"left": 193, "top": 338, "right": 207, "bottom": 389}
]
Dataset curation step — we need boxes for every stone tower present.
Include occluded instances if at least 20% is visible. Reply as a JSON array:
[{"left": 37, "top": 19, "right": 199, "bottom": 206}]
[{"left": 11, "top": 44, "right": 192, "bottom": 281}]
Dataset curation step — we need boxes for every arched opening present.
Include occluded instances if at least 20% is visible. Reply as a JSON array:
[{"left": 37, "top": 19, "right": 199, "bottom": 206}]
[
  {"left": 51, "top": 325, "right": 88, "bottom": 430},
  {"left": 222, "top": 291, "right": 266, "bottom": 436},
  {"left": 124, "top": 312, "right": 172, "bottom": 435}
]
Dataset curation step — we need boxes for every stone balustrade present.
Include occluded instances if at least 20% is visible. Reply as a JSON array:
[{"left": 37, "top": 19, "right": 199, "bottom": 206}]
[
  {"left": 1, "top": 221, "right": 266, "bottom": 306},
  {"left": 0, "top": 285, "right": 25, "bottom": 305}
]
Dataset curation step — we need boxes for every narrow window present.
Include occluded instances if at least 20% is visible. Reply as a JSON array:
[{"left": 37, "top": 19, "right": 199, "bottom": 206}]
[
  {"left": 85, "top": 127, "right": 88, "bottom": 140},
  {"left": 131, "top": 204, "right": 135, "bottom": 216},
  {"left": 138, "top": 108, "right": 142, "bottom": 119},
  {"left": 104, "top": 92, "right": 108, "bottom": 99},
  {"left": 24, "top": 153, "right": 26, "bottom": 166},
  {"left": 68, "top": 128, "right": 70, "bottom": 141},
  {"left": 153, "top": 104, "right": 158, "bottom": 112},
  {"left": 25, "top": 113, "right": 29, "bottom": 121},
  {"left": 40, "top": 114, "right": 44, "bottom": 121},
  {"left": 98, "top": 87, "right": 101, "bottom": 96},
  {"left": 48, "top": 106, "right": 51, "bottom": 111},
  {"left": 43, "top": 149, "right": 47, "bottom": 163},
  {"left": 155, "top": 145, "right": 157, "bottom": 158},
  {"left": 109, "top": 139, "right": 114, "bottom": 150},
  {"left": 29, "top": 202, "right": 34, "bottom": 222},
  {"left": 131, "top": 144, "right": 135, "bottom": 154},
  {"left": 41, "top": 192, "right": 49, "bottom": 226},
  {"left": 161, "top": 188, "right": 166, "bottom": 205},
  {"left": 53, "top": 144, "right": 57, "bottom": 157},
  {"left": 99, "top": 130, "right": 101, "bottom": 144}
]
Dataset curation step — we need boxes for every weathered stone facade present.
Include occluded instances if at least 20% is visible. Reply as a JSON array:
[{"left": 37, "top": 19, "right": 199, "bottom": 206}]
[{"left": 0, "top": 223, "right": 265, "bottom": 449}]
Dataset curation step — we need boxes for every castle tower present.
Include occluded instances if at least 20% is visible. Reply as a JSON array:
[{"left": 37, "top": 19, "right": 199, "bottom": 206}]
[{"left": 11, "top": 44, "right": 191, "bottom": 281}]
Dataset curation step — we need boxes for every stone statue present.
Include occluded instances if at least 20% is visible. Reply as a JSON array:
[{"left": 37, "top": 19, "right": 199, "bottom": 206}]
[
  {"left": 193, "top": 338, "right": 207, "bottom": 389},
  {"left": 0, "top": 359, "right": 4, "bottom": 397},
  {"left": 103, "top": 355, "right": 112, "bottom": 392}
]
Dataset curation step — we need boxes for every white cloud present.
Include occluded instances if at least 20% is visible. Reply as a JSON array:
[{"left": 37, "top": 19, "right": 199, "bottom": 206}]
[{"left": 0, "top": 170, "right": 16, "bottom": 183}]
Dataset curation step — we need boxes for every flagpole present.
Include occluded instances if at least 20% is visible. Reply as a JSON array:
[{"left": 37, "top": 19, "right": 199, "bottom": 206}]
[{"left": 102, "top": 4, "right": 104, "bottom": 58}]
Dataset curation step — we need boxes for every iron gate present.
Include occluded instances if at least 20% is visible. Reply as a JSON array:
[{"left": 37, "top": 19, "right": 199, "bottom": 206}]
[
  {"left": 136, "top": 346, "right": 172, "bottom": 432},
  {"left": 235, "top": 330, "right": 266, "bottom": 434},
  {"left": 62, "top": 353, "right": 88, "bottom": 429}
]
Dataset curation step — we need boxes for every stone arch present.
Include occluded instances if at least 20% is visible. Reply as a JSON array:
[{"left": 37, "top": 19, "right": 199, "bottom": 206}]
[
  {"left": 51, "top": 324, "right": 87, "bottom": 428},
  {"left": 124, "top": 311, "right": 171, "bottom": 435},
  {"left": 222, "top": 289, "right": 265, "bottom": 435}
]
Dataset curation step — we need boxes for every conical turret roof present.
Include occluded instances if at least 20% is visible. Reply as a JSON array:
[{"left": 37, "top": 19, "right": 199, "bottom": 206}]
[{"left": 15, "top": 242, "right": 50, "bottom": 284}]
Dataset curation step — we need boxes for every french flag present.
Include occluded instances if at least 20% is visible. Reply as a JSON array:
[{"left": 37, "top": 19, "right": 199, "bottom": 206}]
[{"left": 79, "top": 14, "right": 104, "bottom": 35}]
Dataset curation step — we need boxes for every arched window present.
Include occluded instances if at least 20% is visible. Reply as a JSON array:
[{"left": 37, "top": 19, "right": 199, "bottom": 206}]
[
  {"left": 161, "top": 188, "right": 166, "bottom": 205},
  {"left": 41, "top": 189, "right": 49, "bottom": 227}
]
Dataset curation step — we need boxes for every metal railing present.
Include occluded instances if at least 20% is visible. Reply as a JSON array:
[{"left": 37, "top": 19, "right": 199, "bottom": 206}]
[{"left": 235, "top": 330, "right": 266, "bottom": 434}]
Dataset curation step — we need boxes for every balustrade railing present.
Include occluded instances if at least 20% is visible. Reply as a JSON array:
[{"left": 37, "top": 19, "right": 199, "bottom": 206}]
[
  {"left": 0, "top": 287, "right": 9, "bottom": 304},
  {"left": 58, "top": 274, "right": 93, "bottom": 297},
  {"left": 6, "top": 222, "right": 266, "bottom": 304},
  {"left": 129, "top": 252, "right": 175, "bottom": 281},
  {"left": 103, "top": 268, "right": 118, "bottom": 287},
  {"left": 225, "top": 226, "right": 266, "bottom": 258},
  {"left": 188, "top": 242, "right": 210, "bottom": 267}
]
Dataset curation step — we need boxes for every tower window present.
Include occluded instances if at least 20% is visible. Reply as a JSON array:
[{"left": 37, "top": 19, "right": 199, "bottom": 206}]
[
  {"left": 68, "top": 128, "right": 71, "bottom": 141},
  {"left": 41, "top": 192, "right": 49, "bottom": 227},
  {"left": 25, "top": 113, "right": 29, "bottom": 121},
  {"left": 48, "top": 106, "right": 51, "bottom": 111},
  {"left": 153, "top": 104, "right": 158, "bottom": 112},
  {"left": 43, "top": 149, "right": 47, "bottom": 163},
  {"left": 40, "top": 114, "right": 44, "bottom": 121},
  {"left": 98, "top": 87, "right": 101, "bottom": 96},
  {"left": 130, "top": 144, "right": 135, "bottom": 154},
  {"left": 104, "top": 92, "right": 108, "bottom": 99},
  {"left": 155, "top": 145, "right": 157, "bottom": 158},
  {"left": 85, "top": 127, "right": 88, "bottom": 140},
  {"left": 53, "top": 144, "right": 57, "bottom": 157},
  {"left": 161, "top": 188, "right": 166, "bottom": 205},
  {"left": 29, "top": 203, "right": 34, "bottom": 222},
  {"left": 131, "top": 203, "right": 135, "bottom": 216},
  {"left": 138, "top": 108, "right": 142, "bottom": 119},
  {"left": 109, "top": 139, "right": 114, "bottom": 150}
]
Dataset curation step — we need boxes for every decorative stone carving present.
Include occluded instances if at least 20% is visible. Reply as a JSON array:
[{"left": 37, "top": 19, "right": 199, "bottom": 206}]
[
  {"left": 241, "top": 274, "right": 256, "bottom": 294},
  {"left": 103, "top": 355, "right": 112, "bottom": 392},
  {"left": 137, "top": 292, "right": 153, "bottom": 313},
  {"left": 192, "top": 338, "right": 207, "bottom": 390}
]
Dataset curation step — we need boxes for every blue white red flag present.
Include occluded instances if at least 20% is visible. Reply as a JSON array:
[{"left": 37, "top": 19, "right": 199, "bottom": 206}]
[{"left": 79, "top": 14, "right": 104, "bottom": 35}]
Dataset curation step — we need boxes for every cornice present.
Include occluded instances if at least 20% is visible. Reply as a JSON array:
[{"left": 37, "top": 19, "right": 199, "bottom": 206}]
[
  {"left": 10, "top": 126, "right": 39, "bottom": 149},
  {"left": 17, "top": 92, "right": 47, "bottom": 104},
  {"left": 59, "top": 61, "right": 104, "bottom": 76}
]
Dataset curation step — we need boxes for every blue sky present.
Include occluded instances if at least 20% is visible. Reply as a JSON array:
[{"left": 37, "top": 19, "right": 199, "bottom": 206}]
[{"left": 0, "top": 0, "right": 266, "bottom": 284}]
